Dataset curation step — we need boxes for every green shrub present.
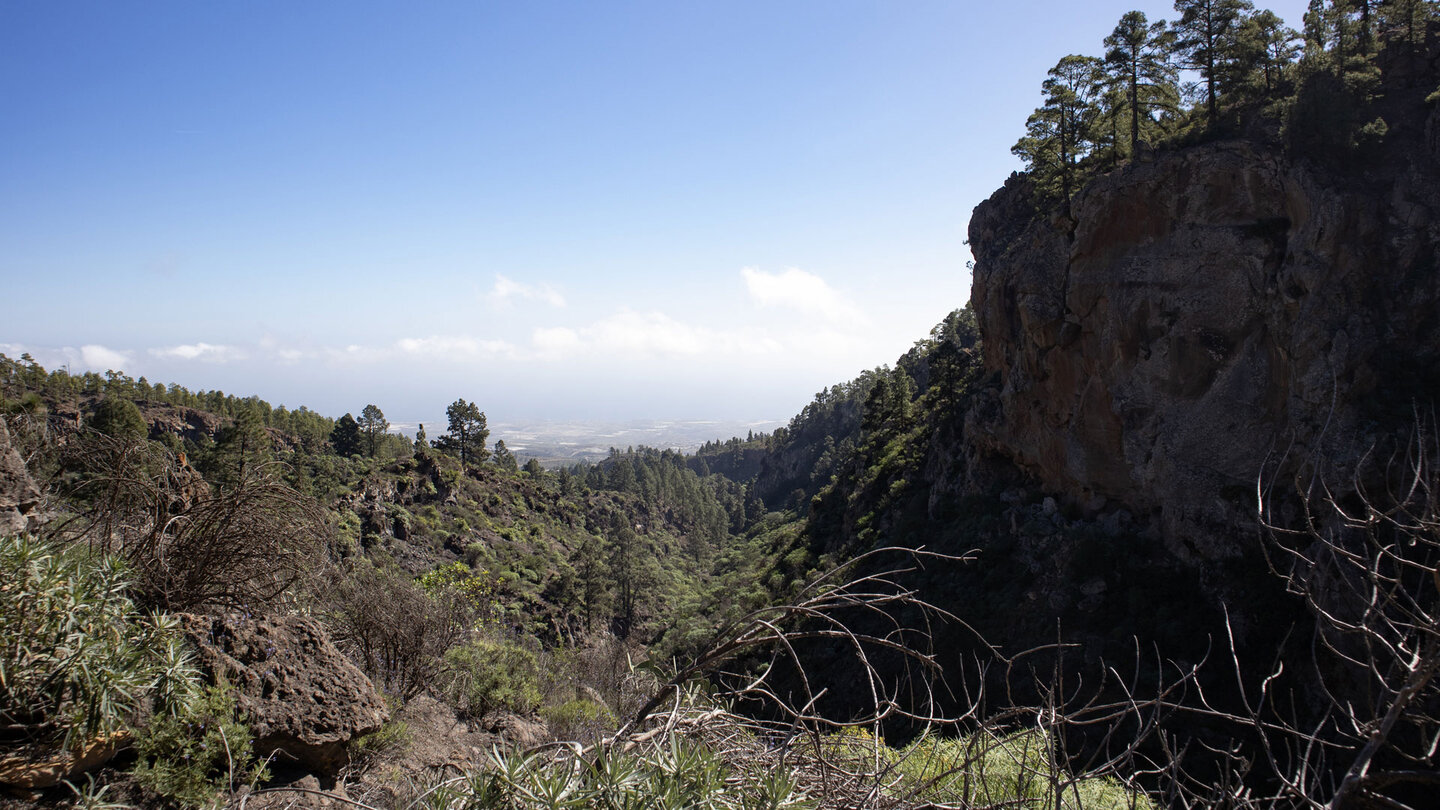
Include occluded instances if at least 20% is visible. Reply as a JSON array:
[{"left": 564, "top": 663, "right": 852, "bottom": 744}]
[
  {"left": 818, "top": 727, "right": 1151, "bottom": 809},
  {"left": 428, "top": 739, "right": 813, "bottom": 810},
  {"left": 0, "top": 534, "right": 199, "bottom": 750},
  {"left": 1354, "top": 116, "right": 1388, "bottom": 148},
  {"left": 348, "top": 719, "right": 411, "bottom": 766},
  {"left": 419, "top": 561, "right": 498, "bottom": 623},
  {"left": 389, "top": 505, "right": 414, "bottom": 532},
  {"left": 893, "top": 730, "right": 1152, "bottom": 810},
  {"left": 332, "top": 508, "right": 362, "bottom": 552},
  {"left": 441, "top": 639, "right": 542, "bottom": 717},
  {"left": 133, "top": 683, "right": 264, "bottom": 808},
  {"left": 540, "top": 698, "right": 614, "bottom": 743},
  {"left": 463, "top": 542, "right": 490, "bottom": 568}
]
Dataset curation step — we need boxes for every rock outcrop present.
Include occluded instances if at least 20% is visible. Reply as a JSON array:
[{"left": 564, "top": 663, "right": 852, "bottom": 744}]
[
  {"left": 967, "top": 106, "right": 1440, "bottom": 562},
  {"left": 0, "top": 421, "right": 41, "bottom": 534},
  {"left": 180, "top": 614, "right": 388, "bottom": 776},
  {"left": 140, "top": 403, "right": 223, "bottom": 445}
]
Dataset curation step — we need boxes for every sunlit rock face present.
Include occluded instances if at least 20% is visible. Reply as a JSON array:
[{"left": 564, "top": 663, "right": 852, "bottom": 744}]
[{"left": 967, "top": 130, "right": 1440, "bottom": 562}]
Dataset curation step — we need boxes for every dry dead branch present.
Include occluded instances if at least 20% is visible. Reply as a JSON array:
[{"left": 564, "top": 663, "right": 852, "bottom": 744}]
[{"left": 1238, "top": 416, "right": 1440, "bottom": 808}]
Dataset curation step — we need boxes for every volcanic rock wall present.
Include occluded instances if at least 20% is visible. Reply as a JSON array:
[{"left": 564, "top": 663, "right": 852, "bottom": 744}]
[{"left": 966, "top": 122, "right": 1440, "bottom": 561}]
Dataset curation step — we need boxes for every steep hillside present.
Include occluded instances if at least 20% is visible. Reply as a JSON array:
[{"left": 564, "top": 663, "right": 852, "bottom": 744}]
[{"left": 0, "top": 358, "right": 749, "bottom": 647}]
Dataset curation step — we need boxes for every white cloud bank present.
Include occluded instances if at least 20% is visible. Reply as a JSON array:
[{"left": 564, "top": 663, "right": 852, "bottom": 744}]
[
  {"left": 150, "top": 342, "right": 245, "bottom": 363},
  {"left": 0, "top": 343, "right": 134, "bottom": 374},
  {"left": 531, "top": 310, "right": 783, "bottom": 361},
  {"left": 485, "top": 274, "right": 566, "bottom": 310},
  {"left": 741, "top": 266, "right": 865, "bottom": 323},
  {"left": 79, "top": 344, "right": 131, "bottom": 371},
  {"left": 396, "top": 335, "right": 516, "bottom": 360}
]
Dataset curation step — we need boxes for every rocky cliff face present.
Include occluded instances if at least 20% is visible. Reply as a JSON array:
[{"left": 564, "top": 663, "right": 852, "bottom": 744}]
[
  {"left": 967, "top": 103, "right": 1440, "bottom": 562},
  {"left": 0, "top": 421, "right": 41, "bottom": 534}
]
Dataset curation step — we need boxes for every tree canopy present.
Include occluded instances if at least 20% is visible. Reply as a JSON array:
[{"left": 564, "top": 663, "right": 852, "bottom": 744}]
[
  {"left": 1104, "top": 10, "right": 1179, "bottom": 155},
  {"left": 331, "top": 413, "right": 362, "bottom": 457},
  {"left": 1013, "top": 54, "right": 1105, "bottom": 202},
  {"left": 90, "top": 397, "right": 148, "bottom": 441},
  {"left": 1173, "top": 0, "right": 1255, "bottom": 121},
  {"left": 1010, "top": 1, "right": 1436, "bottom": 207},
  {"left": 358, "top": 404, "right": 389, "bottom": 458},
  {"left": 493, "top": 439, "right": 518, "bottom": 471},
  {"left": 434, "top": 398, "right": 489, "bottom": 467}
]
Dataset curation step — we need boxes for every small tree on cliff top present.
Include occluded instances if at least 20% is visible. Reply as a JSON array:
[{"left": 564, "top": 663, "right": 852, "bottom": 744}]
[
  {"left": 1104, "top": 11, "right": 1179, "bottom": 154},
  {"left": 1013, "top": 54, "right": 1105, "bottom": 202}
]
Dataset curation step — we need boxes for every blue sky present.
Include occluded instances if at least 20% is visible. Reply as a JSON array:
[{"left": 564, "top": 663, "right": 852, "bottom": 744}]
[{"left": 1, "top": 0, "right": 1310, "bottom": 428}]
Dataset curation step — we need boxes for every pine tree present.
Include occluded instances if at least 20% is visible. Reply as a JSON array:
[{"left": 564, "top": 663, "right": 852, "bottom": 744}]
[
  {"left": 91, "top": 397, "right": 148, "bottom": 441},
  {"left": 493, "top": 439, "right": 518, "bottom": 471},
  {"left": 1376, "top": 0, "right": 1437, "bottom": 73},
  {"left": 1013, "top": 54, "right": 1104, "bottom": 201},
  {"left": 571, "top": 534, "right": 611, "bottom": 633},
  {"left": 1303, "top": 0, "right": 1380, "bottom": 77},
  {"left": 1233, "top": 10, "right": 1301, "bottom": 99},
  {"left": 606, "top": 513, "right": 654, "bottom": 638},
  {"left": 331, "top": 413, "right": 363, "bottom": 457},
  {"left": 1303, "top": 0, "right": 1333, "bottom": 67},
  {"left": 358, "top": 404, "right": 389, "bottom": 458},
  {"left": 1349, "top": 0, "right": 1375, "bottom": 54},
  {"left": 209, "top": 407, "right": 271, "bottom": 488},
  {"left": 1173, "top": 0, "right": 1255, "bottom": 123},
  {"left": 434, "top": 399, "right": 489, "bottom": 468},
  {"left": 1104, "top": 11, "right": 1179, "bottom": 154},
  {"left": 609, "top": 458, "right": 637, "bottom": 492}
]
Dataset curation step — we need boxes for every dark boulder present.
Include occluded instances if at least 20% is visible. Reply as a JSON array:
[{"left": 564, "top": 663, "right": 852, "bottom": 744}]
[{"left": 180, "top": 613, "right": 388, "bottom": 776}]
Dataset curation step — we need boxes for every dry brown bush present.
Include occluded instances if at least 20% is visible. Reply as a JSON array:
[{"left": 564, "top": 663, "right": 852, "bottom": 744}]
[
  {"left": 50, "top": 430, "right": 325, "bottom": 612},
  {"left": 322, "top": 559, "right": 472, "bottom": 699}
]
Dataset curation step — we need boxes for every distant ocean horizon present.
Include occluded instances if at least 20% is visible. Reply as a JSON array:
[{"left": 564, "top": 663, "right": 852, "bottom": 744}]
[{"left": 386, "top": 417, "right": 786, "bottom": 466}]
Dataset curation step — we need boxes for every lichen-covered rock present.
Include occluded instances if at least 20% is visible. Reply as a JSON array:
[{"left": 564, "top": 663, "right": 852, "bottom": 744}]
[
  {"left": 0, "top": 421, "right": 41, "bottom": 534},
  {"left": 968, "top": 119, "right": 1440, "bottom": 564},
  {"left": 180, "top": 614, "right": 388, "bottom": 776}
]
